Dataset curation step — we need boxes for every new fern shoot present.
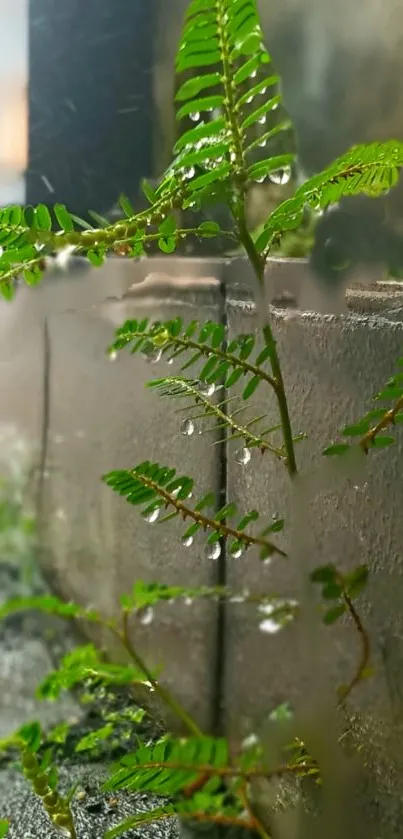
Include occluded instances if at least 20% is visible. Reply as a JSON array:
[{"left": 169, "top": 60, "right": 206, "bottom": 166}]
[{"left": 1, "top": 1, "right": 403, "bottom": 838}]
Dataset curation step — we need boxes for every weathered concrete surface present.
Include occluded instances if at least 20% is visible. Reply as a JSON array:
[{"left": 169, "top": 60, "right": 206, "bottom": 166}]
[
  {"left": 33, "top": 258, "right": 225, "bottom": 733},
  {"left": 224, "top": 260, "right": 403, "bottom": 741},
  {"left": 1, "top": 763, "right": 179, "bottom": 839}
]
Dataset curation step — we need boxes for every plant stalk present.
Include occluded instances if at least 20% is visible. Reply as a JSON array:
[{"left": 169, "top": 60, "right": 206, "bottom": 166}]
[
  {"left": 119, "top": 611, "right": 202, "bottom": 737},
  {"left": 237, "top": 218, "right": 298, "bottom": 477}
]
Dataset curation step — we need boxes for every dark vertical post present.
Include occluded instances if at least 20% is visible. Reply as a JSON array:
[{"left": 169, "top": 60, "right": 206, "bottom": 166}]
[{"left": 27, "top": 0, "right": 155, "bottom": 218}]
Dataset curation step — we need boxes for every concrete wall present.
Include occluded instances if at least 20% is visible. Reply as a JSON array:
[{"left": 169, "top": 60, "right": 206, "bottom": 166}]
[{"left": 2, "top": 257, "right": 403, "bottom": 830}]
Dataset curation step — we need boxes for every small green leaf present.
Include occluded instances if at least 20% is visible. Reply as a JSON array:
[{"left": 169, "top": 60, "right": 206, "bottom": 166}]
[
  {"left": 323, "top": 604, "right": 347, "bottom": 625},
  {"left": 371, "top": 435, "right": 395, "bottom": 448},
  {"left": 322, "top": 443, "right": 350, "bottom": 456},
  {"left": 158, "top": 236, "right": 177, "bottom": 254},
  {"left": 0, "top": 820, "right": 9, "bottom": 837},
  {"left": 35, "top": 203, "right": 52, "bottom": 231},
  {"left": 345, "top": 565, "right": 369, "bottom": 598},
  {"left": 87, "top": 250, "right": 105, "bottom": 267},
  {"left": 176, "top": 72, "right": 221, "bottom": 102},
  {"left": 141, "top": 179, "right": 157, "bottom": 204},
  {"left": 310, "top": 565, "right": 337, "bottom": 584},
  {"left": 159, "top": 216, "right": 177, "bottom": 237},
  {"left": 243, "top": 375, "right": 261, "bottom": 400},
  {"left": 88, "top": 210, "right": 110, "bottom": 228},
  {"left": 322, "top": 583, "right": 343, "bottom": 600},
  {"left": 75, "top": 723, "right": 114, "bottom": 753},
  {"left": 177, "top": 95, "right": 224, "bottom": 121},
  {"left": 54, "top": 203, "right": 74, "bottom": 233},
  {"left": 119, "top": 194, "right": 135, "bottom": 217},
  {"left": 342, "top": 420, "right": 371, "bottom": 437},
  {"left": 198, "top": 221, "right": 221, "bottom": 236}
]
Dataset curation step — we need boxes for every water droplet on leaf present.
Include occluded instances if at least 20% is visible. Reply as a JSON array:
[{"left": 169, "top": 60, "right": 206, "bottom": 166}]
[
  {"left": 258, "top": 115, "right": 266, "bottom": 125},
  {"left": 235, "top": 447, "right": 251, "bottom": 466},
  {"left": 185, "top": 166, "right": 195, "bottom": 179},
  {"left": 199, "top": 381, "right": 216, "bottom": 397},
  {"left": 140, "top": 607, "right": 154, "bottom": 626},
  {"left": 206, "top": 543, "right": 221, "bottom": 560},
  {"left": 142, "top": 347, "right": 162, "bottom": 364},
  {"left": 109, "top": 350, "right": 118, "bottom": 362},
  {"left": 258, "top": 138, "right": 267, "bottom": 148},
  {"left": 250, "top": 70, "right": 257, "bottom": 79},
  {"left": 190, "top": 112, "right": 200, "bottom": 122},
  {"left": 182, "top": 535, "right": 194, "bottom": 548},
  {"left": 259, "top": 618, "right": 281, "bottom": 634},
  {"left": 143, "top": 507, "right": 160, "bottom": 524},
  {"left": 230, "top": 543, "right": 244, "bottom": 559},
  {"left": 180, "top": 418, "right": 195, "bottom": 437},
  {"left": 269, "top": 166, "right": 291, "bottom": 186}
]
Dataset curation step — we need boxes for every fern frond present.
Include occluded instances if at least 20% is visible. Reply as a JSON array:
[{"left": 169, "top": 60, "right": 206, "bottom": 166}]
[
  {"left": 256, "top": 140, "right": 403, "bottom": 253},
  {"left": 36, "top": 644, "right": 148, "bottom": 701},
  {"left": 169, "top": 0, "right": 293, "bottom": 203},
  {"left": 109, "top": 317, "right": 277, "bottom": 393},
  {"left": 323, "top": 356, "right": 403, "bottom": 457},
  {"left": 0, "top": 594, "right": 102, "bottom": 623},
  {"left": 102, "top": 461, "right": 286, "bottom": 559},
  {"left": 148, "top": 375, "right": 284, "bottom": 457},
  {"left": 103, "top": 736, "right": 230, "bottom": 794},
  {"left": 120, "top": 581, "right": 227, "bottom": 611}
]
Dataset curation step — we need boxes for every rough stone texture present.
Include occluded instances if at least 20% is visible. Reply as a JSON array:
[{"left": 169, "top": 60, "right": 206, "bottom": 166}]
[
  {"left": 34, "top": 258, "right": 225, "bottom": 734},
  {"left": 1, "top": 763, "right": 179, "bottom": 839}
]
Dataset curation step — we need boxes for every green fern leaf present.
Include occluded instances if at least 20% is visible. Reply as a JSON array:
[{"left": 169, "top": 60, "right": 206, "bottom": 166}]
[
  {"left": 103, "top": 736, "right": 229, "bottom": 794},
  {"left": 105, "top": 807, "right": 177, "bottom": 839},
  {"left": 103, "top": 461, "right": 286, "bottom": 557},
  {"left": 173, "top": 0, "right": 293, "bottom": 199},
  {"left": 257, "top": 139, "right": 403, "bottom": 252},
  {"left": 37, "top": 644, "right": 147, "bottom": 701}
]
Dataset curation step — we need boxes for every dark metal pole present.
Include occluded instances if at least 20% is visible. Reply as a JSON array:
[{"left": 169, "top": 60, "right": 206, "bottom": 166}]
[{"left": 27, "top": 0, "right": 156, "bottom": 218}]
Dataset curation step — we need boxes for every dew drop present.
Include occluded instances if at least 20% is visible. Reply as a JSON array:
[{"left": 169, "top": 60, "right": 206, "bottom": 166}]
[
  {"left": 184, "top": 596, "right": 194, "bottom": 606},
  {"left": 256, "top": 175, "right": 265, "bottom": 183},
  {"left": 190, "top": 112, "right": 200, "bottom": 122},
  {"left": 199, "top": 381, "right": 216, "bottom": 397},
  {"left": 109, "top": 350, "right": 118, "bottom": 362},
  {"left": 230, "top": 543, "right": 244, "bottom": 559},
  {"left": 272, "top": 511, "right": 280, "bottom": 521},
  {"left": 272, "top": 101, "right": 279, "bottom": 111},
  {"left": 250, "top": 70, "right": 257, "bottom": 79},
  {"left": 258, "top": 115, "right": 266, "bottom": 125},
  {"left": 142, "top": 347, "right": 162, "bottom": 364},
  {"left": 258, "top": 138, "right": 267, "bottom": 148},
  {"left": 140, "top": 607, "right": 154, "bottom": 626},
  {"left": 182, "top": 535, "right": 194, "bottom": 548},
  {"left": 269, "top": 166, "right": 291, "bottom": 186},
  {"left": 206, "top": 543, "right": 221, "bottom": 560},
  {"left": 242, "top": 733, "right": 259, "bottom": 749},
  {"left": 235, "top": 447, "right": 251, "bottom": 466},
  {"left": 259, "top": 618, "right": 281, "bottom": 634},
  {"left": 180, "top": 418, "right": 195, "bottom": 437},
  {"left": 185, "top": 166, "right": 195, "bottom": 179},
  {"left": 246, "top": 95, "right": 253, "bottom": 104},
  {"left": 143, "top": 506, "right": 160, "bottom": 524}
]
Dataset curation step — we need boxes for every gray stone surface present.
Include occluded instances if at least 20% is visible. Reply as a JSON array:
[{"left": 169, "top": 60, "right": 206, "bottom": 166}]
[
  {"left": 34, "top": 259, "right": 225, "bottom": 733},
  {"left": 223, "top": 260, "right": 403, "bottom": 737},
  {"left": 1, "top": 763, "right": 179, "bottom": 839}
]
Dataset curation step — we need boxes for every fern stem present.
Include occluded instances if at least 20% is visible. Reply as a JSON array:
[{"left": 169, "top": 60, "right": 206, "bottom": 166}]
[
  {"left": 133, "top": 473, "right": 286, "bottom": 557},
  {"left": 360, "top": 393, "right": 403, "bottom": 452},
  {"left": 236, "top": 219, "right": 298, "bottom": 477},
  {"left": 118, "top": 611, "right": 202, "bottom": 737},
  {"left": 337, "top": 589, "right": 371, "bottom": 705}
]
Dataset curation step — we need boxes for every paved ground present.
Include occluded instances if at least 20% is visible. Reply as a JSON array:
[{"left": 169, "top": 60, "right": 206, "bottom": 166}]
[{"left": 0, "top": 559, "right": 179, "bottom": 839}]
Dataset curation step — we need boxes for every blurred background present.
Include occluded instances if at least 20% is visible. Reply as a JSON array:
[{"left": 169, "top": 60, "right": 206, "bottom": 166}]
[{"left": 2, "top": 0, "right": 403, "bottom": 262}]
